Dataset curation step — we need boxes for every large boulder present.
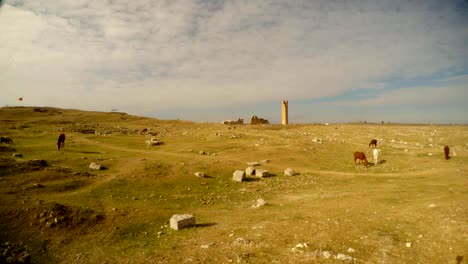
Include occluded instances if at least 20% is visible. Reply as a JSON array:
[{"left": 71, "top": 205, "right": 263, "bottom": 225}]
[
  {"left": 170, "top": 214, "right": 195, "bottom": 230},
  {"left": 284, "top": 168, "right": 296, "bottom": 176},
  {"left": 89, "top": 162, "right": 104, "bottom": 170},
  {"left": 146, "top": 138, "right": 162, "bottom": 146},
  {"left": 255, "top": 169, "right": 269, "bottom": 178},
  {"left": 232, "top": 170, "right": 246, "bottom": 182},
  {"left": 245, "top": 166, "right": 255, "bottom": 176},
  {"left": 194, "top": 172, "right": 205, "bottom": 178}
]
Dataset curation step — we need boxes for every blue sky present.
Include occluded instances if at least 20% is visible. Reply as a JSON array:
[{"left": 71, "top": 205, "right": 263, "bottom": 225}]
[{"left": 1, "top": 0, "right": 467, "bottom": 124}]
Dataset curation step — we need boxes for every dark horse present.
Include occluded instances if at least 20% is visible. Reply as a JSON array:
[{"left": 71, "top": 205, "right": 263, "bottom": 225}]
[
  {"left": 444, "top": 145, "right": 450, "bottom": 160},
  {"left": 0, "top": 137, "right": 13, "bottom": 144},
  {"left": 57, "top": 133, "right": 66, "bottom": 150},
  {"left": 369, "top": 139, "right": 377, "bottom": 148}
]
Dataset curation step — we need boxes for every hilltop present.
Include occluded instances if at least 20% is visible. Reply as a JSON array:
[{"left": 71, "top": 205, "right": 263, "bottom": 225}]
[{"left": 0, "top": 107, "right": 467, "bottom": 263}]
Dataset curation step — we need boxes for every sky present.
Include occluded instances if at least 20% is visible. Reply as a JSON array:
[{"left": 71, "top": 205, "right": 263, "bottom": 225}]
[{"left": 1, "top": 0, "right": 467, "bottom": 124}]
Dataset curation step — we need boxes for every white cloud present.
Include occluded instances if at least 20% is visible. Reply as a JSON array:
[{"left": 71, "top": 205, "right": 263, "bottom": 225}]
[{"left": 0, "top": 0, "right": 467, "bottom": 122}]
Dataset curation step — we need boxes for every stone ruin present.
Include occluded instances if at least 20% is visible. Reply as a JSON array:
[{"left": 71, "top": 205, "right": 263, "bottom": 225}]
[
  {"left": 222, "top": 118, "right": 244, "bottom": 125},
  {"left": 250, "top": 115, "right": 269, "bottom": 125},
  {"left": 282, "top": 100, "right": 288, "bottom": 125}
]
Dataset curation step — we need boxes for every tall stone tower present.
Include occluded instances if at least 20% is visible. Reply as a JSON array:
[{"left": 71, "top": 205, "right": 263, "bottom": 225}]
[{"left": 282, "top": 100, "right": 288, "bottom": 125}]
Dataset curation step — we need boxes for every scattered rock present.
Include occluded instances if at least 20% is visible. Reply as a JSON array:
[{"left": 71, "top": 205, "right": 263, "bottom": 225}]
[
  {"left": 252, "top": 198, "right": 267, "bottom": 208},
  {"left": 232, "top": 170, "right": 246, "bottom": 182},
  {"left": 247, "top": 161, "right": 260, "bottom": 166},
  {"left": 89, "top": 162, "right": 104, "bottom": 170},
  {"left": 405, "top": 242, "right": 412, "bottom": 248},
  {"left": 334, "top": 253, "right": 354, "bottom": 261},
  {"left": 347, "top": 247, "right": 355, "bottom": 253},
  {"left": 428, "top": 203, "right": 437, "bottom": 208},
  {"left": 232, "top": 237, "right": 251, "bottom": 246},
  {"left": 12, "top": 153, "right": 23, "bottom": 158},
  {"left": 201, "top": 243, "right": 214, "bottom": 249},
  {"left": 312, "top": 137, "right": 323, "bottom": 144},
  {"left": 194, "top": 172, "right": 205, "bottom": 178},
  {"left": 169, "top": 214, "right": 195, "bottom": 230},
  {"left": 322, "top": 251, "right": 332, "bottom": 259},
  {"left": 146, "top": 138, "right": 162, "bottom": 146},
  {"left": 428, "top": 153, "right": 433, "bottom": 156},
  {"left": 260, "top": 159, "right": 270, "bottom": 163},
  {"left": 199, "top": 150, "right": 206, "bottom": 155},
  {"left": 255, "top": 169, "right": 269, "bottom": 178},
  {"left": 284, "top": 168, "right": 296, "bottom": 176},
  {"left": 291, "top": 243, "right": 308, "bottom": 252},
  {"left": 245, "top": 166, "right": 255, "bottom": 176}
]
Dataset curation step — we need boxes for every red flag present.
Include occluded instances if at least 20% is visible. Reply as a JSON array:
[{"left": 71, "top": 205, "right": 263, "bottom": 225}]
[{"left": 18, "top": 97, "right": 23, "bottom": 101}]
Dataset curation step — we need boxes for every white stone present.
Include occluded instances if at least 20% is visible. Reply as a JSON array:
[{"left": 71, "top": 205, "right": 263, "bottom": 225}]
[
  {"left": 284, "top": 168, "right": 295, "bottom": 176},
  {"left": 245, "top": 166, "right": 255, "bottom": 176},
  {"left": 201, "top": 243, "right": 214, "bottom": 249},
  {"left": 194, "top": 172, "right": 205, "bottom": 178},
  {"left": 405, "top": 242, "right": 412, "bottom": 248},
  {"left": 334, "top": 253, "right": 354, "bottom": 261},
  {"left": 322, "top": 251, "right": 332, "bottom": 259},
  {"left": 347, "top": 247, "right": 355, "bottom": 253},
  {"left": 146, "top": 139, "right": 161, "bottom": 146},
  {"left": 89, "top": 162, "right": 104, "bottom": 170},
  {"left": 312, "top": 137, "right": 323, "bottom": 144},
  {"left": 428, "top": 203, "right": 437, "bottom": 208},
  {"left": 170, "top": 214, "right": 195, "bottom": 230},
  {"left": 255, "top": 169, "right": 269, "bottom": 178},
  {"left": 252, "top": 198, "right": 267, "bottom": 208},
  {"left": 232, "top": 170, "right": 246, "bottom": 182},
  {"left": 247, "top": 161, "right": 260, "bottom": 166}
]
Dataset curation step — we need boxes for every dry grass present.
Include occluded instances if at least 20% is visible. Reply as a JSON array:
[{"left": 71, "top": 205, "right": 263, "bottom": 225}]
[{"left": 0, "top": 106, "right": 467, "bottom": 263}]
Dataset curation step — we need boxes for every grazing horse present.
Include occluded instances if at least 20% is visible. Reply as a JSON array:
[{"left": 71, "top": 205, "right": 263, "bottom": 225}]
[
  {"left": 0, "top": 137, "right": 13, "bottom": 144},
  {"left": 57, "top": 133, "right": 66, "bottom": 150},
  {"left": 354, "top": 151, "right": 368, "bottom": 165},
  {"left": 369, "top": 139, "right": 377, "bottom": 148},
  {"left": 373, "top": 148, "right": 381, "bottom": 165},
  {"left": 444, "top": 146, "right": 450, "bottom": 160}
]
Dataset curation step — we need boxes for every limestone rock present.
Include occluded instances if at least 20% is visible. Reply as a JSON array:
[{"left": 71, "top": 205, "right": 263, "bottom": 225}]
[
  {"left": 252, "top": 198, "right": 267, "bottom": 208},
  {"left": 146, "top": 138, "right": 161, "bottom": 146},
  {"left": 255, "top": 169, "right": 269, "bottom": 178},
  {"left": 334, "top": 253, "right": 354, "bottom": 261},
  {"left": 245, "top": 166, "right": 255, "bottom": 176},
  {"left": 284, "top": 168, "right": 295, "bottom": 176},
  {"left": 170, "top": 214, "right": 195, "bottom": 230},
  {"left": 232, "top": 170, "right": 246, "bottom": 182},
  {"left": 312, "top": 137, "right": 323, "bottom": 144},
  {"left": 194, "top": 172, "right": 205, "bottom": 178},
  {"left": 89, "top": 162, "right": 104, "bottom": 170}
]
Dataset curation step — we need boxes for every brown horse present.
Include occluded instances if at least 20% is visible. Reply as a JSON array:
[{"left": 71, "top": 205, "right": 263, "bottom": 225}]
[
  {"left": 57, "top": 133, "right": 66, "bottom": 150},
  {"left": 444, "top": 146, "right": 450, "bottom": 160},
  {"left": 354, "top": 151, "right": 368, "bottom": 165},
  {"left": 369, "top": 139, "right": 377, "bottom": 148}
]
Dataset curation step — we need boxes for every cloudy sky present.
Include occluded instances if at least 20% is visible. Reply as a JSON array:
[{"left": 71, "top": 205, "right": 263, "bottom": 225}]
[{"left": 1, "top": 0, "right": 467, "bottom": 124}]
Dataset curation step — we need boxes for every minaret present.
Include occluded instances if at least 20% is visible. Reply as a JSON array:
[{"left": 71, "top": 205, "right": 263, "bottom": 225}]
[{"left": 282, "top": 100, "right": 288, "bottom": 125}]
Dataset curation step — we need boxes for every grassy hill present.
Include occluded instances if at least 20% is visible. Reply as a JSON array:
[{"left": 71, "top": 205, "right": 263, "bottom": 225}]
[{"left": 1, "top": 106, "right": 467, "bottom": 263}]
